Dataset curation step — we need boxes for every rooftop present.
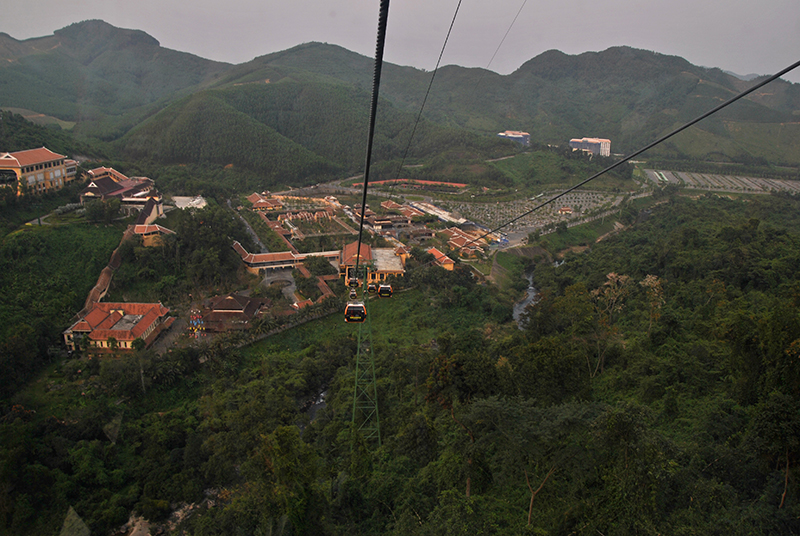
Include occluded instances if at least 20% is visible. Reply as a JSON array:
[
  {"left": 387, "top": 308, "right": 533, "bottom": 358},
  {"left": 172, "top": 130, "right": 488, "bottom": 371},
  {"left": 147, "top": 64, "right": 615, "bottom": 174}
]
[{"left": 0, "top": 147, "right": 66, "bottom": 168}]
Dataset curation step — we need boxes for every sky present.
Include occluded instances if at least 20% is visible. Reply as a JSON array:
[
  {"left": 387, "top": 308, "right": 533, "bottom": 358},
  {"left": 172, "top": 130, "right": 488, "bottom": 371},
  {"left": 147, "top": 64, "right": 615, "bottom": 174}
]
[{"left": 5, "top": 0, "right": 800, "bottom": 83}]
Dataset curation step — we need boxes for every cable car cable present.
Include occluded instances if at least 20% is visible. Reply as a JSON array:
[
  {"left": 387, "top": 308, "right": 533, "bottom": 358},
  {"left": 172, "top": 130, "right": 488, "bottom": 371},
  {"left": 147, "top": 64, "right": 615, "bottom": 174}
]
[
  {"left": 472, "top": 0, "right": 528, "bottom": 94},
  {"left": 386, "top": 0, "right": 464, "bottom": 204},
  {"left": 349, "top": 2, "right": 390, "bottom": 446},
  {"left": 353, "top": 0, "right": 391, "bottom": 283}
]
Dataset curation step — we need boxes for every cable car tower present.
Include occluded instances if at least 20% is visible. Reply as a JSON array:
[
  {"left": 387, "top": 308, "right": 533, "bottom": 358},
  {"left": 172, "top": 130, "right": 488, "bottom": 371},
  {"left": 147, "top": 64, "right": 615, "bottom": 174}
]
[{"left": 351, "top": 268, "right": 380, "bottom": 445}]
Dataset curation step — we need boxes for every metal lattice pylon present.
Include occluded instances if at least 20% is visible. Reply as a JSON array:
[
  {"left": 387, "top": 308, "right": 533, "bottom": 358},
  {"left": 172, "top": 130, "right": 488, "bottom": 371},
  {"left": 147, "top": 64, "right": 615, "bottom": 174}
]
[{"left": 351, "top": 270, "right": 380, "bottom": 446}]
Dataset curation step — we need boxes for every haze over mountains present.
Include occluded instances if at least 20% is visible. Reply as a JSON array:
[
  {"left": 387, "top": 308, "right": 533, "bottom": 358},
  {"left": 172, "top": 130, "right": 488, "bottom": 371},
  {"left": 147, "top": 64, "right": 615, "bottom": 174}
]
[{"left": 1, "top": 20, "right": 798, "bottom": 184}]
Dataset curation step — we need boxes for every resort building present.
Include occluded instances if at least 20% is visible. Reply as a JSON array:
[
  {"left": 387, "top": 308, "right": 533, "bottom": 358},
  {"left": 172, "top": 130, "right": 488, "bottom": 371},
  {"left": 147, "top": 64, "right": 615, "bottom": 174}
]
[
  {"left": 200, "top": 293, "right": 269, "bottom": 332},
  {"left": 0, "top": 147, "right": 78, "bottom": 195},
  {"left": 232, "top": 241, "right": 339, "bottom": 274},
  {"left": 80, "top": 167, "right": 162, "bottom": 215},
  {"left": 497, "top": 130, "right": 530, "bottom": 146},
  {"left": 133, "top": 198, "right": 173, "bottom": 246},
  {"left": 428, "top": 247, "right": 455, "bottom": 271},
  {"left": 339, "top": 241, "right": 405, "bottom": 283},
  {"left": 247, "top": 192, "right": 283, "bottom": 211},
  {"left": 569, "top": 137, "right": 611, "bottom": 157},
  {"left": 440, "top": 227, "right": 488, "bottom": 257},
  {"left": 63, "top": 302, "right": 174, "bottom": 353}
]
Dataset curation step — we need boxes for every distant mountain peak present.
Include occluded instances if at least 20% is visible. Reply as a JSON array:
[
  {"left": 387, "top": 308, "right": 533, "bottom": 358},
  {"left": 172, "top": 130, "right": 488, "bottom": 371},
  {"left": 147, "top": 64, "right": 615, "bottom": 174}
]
[
  {"left": 55, "top": 19, "right": 160, "bottom": 48},
  {"left": 722, "top": 70, "right": 761, "bottom": 81}
]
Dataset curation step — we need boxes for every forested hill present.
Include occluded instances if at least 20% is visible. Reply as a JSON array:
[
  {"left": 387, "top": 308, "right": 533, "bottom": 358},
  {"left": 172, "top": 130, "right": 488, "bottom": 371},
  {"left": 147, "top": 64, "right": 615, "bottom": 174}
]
[
  {"left": 0, "top": 20, "right": 230, "bottom": 128},
  {"left": 200, "top": 42, "right": 800, "bottom": 164},
  {"left": 2, "top": 21, "right": 800, "bottom": 183}
]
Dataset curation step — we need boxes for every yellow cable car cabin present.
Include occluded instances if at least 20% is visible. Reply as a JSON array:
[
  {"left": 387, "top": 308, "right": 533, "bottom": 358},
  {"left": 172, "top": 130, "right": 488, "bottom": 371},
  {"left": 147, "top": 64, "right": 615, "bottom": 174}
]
[
  {"left": 344, "top": 302, "right": 367, "bottom": 323},
  {"left": 378, "top": 284, "right": 393, "bottom": 298}
]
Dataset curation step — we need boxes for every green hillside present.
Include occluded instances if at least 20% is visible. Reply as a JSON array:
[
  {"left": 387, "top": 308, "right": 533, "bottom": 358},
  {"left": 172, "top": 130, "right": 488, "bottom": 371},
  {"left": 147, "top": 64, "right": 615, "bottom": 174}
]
[
  {"left": 0, "top": 20, "right": 229, "bottom": 124},
  {"left": 118, "top": 77, "right": 515, "bottom": 186},
  {"left": 2, "top": 21, "right": 799, "bottom": 177},
  {"left": 120, "top": 90, "right": 340, "bottom": 184}
]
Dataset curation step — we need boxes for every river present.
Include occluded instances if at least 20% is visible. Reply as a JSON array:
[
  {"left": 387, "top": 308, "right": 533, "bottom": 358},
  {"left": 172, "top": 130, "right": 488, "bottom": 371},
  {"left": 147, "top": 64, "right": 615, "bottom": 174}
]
[{"left": 512, "top": 272, "right": 538, "bottom": 329}]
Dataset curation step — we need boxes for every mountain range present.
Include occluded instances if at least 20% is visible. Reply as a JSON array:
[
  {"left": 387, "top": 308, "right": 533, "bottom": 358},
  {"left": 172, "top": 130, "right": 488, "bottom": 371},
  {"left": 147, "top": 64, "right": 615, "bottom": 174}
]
[{"left": 1, "top": 19, "right": 798, "bottom": 185}]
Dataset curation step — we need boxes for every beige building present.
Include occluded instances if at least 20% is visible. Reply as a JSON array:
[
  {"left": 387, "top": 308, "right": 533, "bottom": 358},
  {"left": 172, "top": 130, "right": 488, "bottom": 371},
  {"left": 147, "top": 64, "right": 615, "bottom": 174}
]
[
  {"left": 339, "top": 241, "right": 405, "bottom": 283},
  {"left": 428, "top": 247, "right": 455, "bottom": 271},
  {"left": 0, "top": 147, "right": 78, "bottom": 195}
]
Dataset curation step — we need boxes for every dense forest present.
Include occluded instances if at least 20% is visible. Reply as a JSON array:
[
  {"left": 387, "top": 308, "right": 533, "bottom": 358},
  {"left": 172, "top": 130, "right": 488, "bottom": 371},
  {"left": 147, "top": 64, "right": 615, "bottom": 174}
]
[{"left": 2, "top": 191, "right": 800, "bottom": 535}]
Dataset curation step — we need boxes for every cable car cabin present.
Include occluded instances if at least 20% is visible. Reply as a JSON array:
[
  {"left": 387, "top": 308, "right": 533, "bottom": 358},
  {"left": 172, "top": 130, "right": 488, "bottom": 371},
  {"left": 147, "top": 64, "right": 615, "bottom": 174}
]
[
  {"left": 349, "top": 288, "right": 358, "bottom": 300},
  {"left": 367, "top": 283, "right": 378, "bottom": 295},
  {"left": 378, "top": 284, "right": 393, "bottom": 298},
  {"left": 348, "top": 278, "right": 360, "bottom": 289},
  {"left": 344, "top": 302, "right": 367, "bottom": 323}
]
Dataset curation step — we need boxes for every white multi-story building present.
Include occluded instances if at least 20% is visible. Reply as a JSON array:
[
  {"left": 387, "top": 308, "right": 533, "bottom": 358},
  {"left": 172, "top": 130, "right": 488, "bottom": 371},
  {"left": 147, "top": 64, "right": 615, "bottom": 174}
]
[
  {"left": 497, "top": 130, "right": 530, "bottom": 146},
  {"left": 569, "top": 137, "right": 611, "bottom": 157}
]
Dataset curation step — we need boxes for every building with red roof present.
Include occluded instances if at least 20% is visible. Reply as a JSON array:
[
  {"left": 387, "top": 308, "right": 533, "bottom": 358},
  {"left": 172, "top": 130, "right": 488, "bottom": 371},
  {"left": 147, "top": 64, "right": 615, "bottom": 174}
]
[
  {"left": 133, "top": 198, "right": 173, "bottom": 246},
  {"left": 428, "top": 247, "right": 455, "bottom": 271},
  {"left": 440, "top": 227, "right": 487, "bottom": 257},
  {"left": 0, "top": 147, "right": 78, "bottom": 195},
  {"left": 247, "top": 192, "right": 283, "bottom": 211},
  {"left": 80, "top": 167, "right": 161, "bottom": 215},
  {"left": 339, "top": 241, "right": 405, "bottom": 283},
  {"left": 133, "top": 224, "right": 176, "bottom": 246},
  {"left": 340, "top": 241, "right": 373, "bottom": 267},
  {"left": 63, "top": 302, "right": 174, "bottom": 353},
  {"left": 232, "top": 241, "right": 339, "bottom": 274},
  {"left": 200, "top": 293, "right": 270, "bottom": 332}
]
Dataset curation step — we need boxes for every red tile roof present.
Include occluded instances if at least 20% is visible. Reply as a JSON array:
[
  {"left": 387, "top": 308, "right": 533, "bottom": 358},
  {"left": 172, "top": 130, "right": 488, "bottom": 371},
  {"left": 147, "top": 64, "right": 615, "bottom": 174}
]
[
  {"left": 68, "top": 302, "right": 171, "bottom": 343},
  {"left": 381, "top": 200, "right": 403, "bottom": 210},
  {"left": 253, "top": 198, "right": 282, "bottom": 209},
  {"left": 341, "top": 241, "right": 372, "bottom": 265},
  {"left": 428, "top": 247, "right": 454, "bottom": 266},
  {"left": 399, "top": 206, "right": 425, "bottom": 218},
  {"left": 232, "top": 241, "right": 298, "bottom": 265},
  {"left": 134, "top": 224, "right": 175, "bottom": 235},
  {"left": 0, "top": 147, "right": 65, "bottom": 167}
]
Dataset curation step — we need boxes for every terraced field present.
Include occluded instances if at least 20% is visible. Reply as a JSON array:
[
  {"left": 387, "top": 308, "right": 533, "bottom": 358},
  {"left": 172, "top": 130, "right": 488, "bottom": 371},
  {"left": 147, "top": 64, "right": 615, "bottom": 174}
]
[{"left": 644, "top": 169, "right": 800, "bottom": 194}]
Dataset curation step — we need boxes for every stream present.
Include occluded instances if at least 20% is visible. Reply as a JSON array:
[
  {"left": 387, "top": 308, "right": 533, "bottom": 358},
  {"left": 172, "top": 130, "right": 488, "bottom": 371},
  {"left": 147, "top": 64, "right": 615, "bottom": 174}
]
[{"left": 512, "top": 272, "right": 538, "bottom": 329}]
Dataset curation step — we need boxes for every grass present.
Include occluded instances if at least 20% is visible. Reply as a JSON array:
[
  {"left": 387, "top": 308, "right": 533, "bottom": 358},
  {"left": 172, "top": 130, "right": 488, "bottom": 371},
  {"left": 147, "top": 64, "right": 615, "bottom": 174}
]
[
  {"left": 13, "top": 360, "right": 85, "bottom": 419},
  {"left": 494, "top": 250, "right": 528, "bottom": 272},
  {"left": 490, "top": 150, "right": 638, "bottom": 193},
  {"left": 536, "top": 217, "right": 619, "bottom": 252},
  {"left": 461, "top": 258, "right": 493, "bottom": 276},
  {"left": 2, "top": 107, "right": 77, "bottom": 130},
  {"left": 238, "top": 209, "right": 292, "bottom": 252},
  {"left": 244, "top": 287, "right": 492, "bottom": 361}
]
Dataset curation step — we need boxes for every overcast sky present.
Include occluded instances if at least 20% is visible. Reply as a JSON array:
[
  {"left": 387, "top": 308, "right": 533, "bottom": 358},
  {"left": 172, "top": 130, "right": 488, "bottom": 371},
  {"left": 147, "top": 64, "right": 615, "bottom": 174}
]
[{"left": 6, "top": 0, "right": 800, "bottom": 83}]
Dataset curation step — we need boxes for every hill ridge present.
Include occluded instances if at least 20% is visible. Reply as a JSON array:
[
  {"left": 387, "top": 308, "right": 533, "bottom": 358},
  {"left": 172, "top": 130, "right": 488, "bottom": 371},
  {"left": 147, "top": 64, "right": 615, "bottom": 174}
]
[{"left": 1, "top": 20, "right": 798, "bottom": 181}]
